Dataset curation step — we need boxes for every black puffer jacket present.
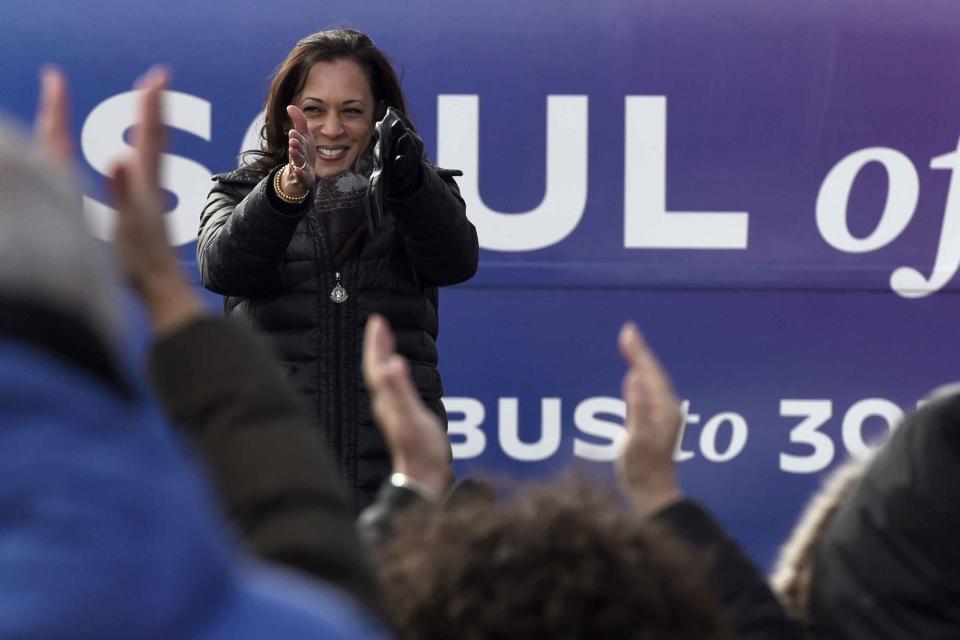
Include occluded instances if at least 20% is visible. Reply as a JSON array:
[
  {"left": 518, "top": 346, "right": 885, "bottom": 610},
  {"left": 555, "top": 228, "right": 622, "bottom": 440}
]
[{"left": 197, "top": 163, "right": 478, "bottom": 512}]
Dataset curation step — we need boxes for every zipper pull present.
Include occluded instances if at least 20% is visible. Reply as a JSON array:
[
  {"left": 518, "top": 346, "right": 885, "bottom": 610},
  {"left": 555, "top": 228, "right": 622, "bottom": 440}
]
[{"left": 330, "top": 271, "right": 348, "bottom": 304}]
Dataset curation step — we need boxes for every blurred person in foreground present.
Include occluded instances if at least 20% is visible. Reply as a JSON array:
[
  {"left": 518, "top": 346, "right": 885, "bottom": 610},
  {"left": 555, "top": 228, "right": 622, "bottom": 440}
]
[
  {"left": 359, "top": 315, "right": 802, "bottom": 639},
  {"left": 2, "top": 66, "right": 386, "bottom": 638},
  {"left": 37, "top": 64, "right": 383, "bottom": 617},
  {"left": 773, "top": 383, "right": 960, "bottom": 639}
]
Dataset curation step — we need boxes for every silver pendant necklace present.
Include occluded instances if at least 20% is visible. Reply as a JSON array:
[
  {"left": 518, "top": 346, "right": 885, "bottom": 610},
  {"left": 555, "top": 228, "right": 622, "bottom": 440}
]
[{"left": 330, "top": 271, "right": 348, "bottom": 304}]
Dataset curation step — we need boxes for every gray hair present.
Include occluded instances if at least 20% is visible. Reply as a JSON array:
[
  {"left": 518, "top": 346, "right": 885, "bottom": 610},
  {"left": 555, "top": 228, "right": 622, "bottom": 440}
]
[{"left": 0, "top": 116, "right": 121, "bottom": 348}]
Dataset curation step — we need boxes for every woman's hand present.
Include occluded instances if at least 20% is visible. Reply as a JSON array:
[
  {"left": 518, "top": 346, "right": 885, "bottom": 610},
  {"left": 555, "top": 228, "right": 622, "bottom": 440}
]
[
  {"left": 385, "top": 116, "right": 425, "bottom": 198},
  {"left": 281, "top": 105, "right": 317, "bottom": 196}
]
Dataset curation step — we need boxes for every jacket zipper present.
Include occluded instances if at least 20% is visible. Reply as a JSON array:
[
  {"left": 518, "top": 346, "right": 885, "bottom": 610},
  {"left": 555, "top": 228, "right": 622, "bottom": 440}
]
[
  {"left": 310, "top": 218, "right": 344, "bottom": 473},
  {"left": 333, "top": 279, "right": 342, "bottom": 473}
]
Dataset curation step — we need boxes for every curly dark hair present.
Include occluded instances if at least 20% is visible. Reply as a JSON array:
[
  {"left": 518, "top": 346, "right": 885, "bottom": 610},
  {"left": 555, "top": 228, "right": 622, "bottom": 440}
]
[
  {"left": 374, "top": 479, "right": 733, "bottom": 640},
  {"left": 242, "top": 28, "right": 408, "bottom": 176}
]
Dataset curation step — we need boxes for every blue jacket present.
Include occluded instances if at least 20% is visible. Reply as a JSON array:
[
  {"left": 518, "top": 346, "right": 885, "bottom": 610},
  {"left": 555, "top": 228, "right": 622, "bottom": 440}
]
[{"left": 0, "top": 338, "right": 387, "bottom": 640}]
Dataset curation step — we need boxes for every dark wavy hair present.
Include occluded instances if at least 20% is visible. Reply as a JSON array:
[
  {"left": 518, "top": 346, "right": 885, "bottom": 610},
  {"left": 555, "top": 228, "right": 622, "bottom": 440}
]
[
  {"left": 242, "top": 28, "right": 409, "bottom": 175},
  {"left": 374, "top": 478, "right": 733, "bottom": 640}
]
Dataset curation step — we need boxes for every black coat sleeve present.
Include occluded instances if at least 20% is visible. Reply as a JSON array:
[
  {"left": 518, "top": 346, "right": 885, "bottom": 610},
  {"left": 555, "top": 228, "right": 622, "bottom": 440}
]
[
  {"left": 147, "top": 316, "right": 382, "bottom": 617},
  {"left": 197, "top": 167, "right": 311, "bottom": 297},
  {"left": 652, "top": 500, "right": 803, "bottom": 640},
  {"left": 807, "top": 391, "right": 960, "bottom": 639},
  {"left": 387, "top": 165, "right": 479, "bottom": 286}
]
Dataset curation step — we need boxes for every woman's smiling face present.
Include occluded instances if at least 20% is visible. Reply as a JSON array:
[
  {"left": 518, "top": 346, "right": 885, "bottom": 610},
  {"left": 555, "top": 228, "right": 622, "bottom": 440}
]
[{"left": 296, "top": 59, "right": 375, "bottom": 177}]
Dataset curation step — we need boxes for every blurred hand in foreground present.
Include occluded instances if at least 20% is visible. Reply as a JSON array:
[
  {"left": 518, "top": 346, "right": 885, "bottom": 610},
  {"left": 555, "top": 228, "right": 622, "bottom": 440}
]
[
  {"left": 34, "top": 64, "right": 205, "bottom": 336},
  {"left": 33, "top": 66, "right": 74, "bottom": 169},
  {"left": 362, "top": 314, "right": 452, "bottom": 498},
  {"left": 106, "top": 66, "right": 205, "bottom": 335},
  {"left": 617, "top": 322, "right": 684, "bottom": 516}
]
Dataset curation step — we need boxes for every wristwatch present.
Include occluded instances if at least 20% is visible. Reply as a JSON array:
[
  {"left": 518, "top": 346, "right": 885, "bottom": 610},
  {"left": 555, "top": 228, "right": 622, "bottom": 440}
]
[{"left": 388, "top": 472, "right": 439, "bottom": 503}]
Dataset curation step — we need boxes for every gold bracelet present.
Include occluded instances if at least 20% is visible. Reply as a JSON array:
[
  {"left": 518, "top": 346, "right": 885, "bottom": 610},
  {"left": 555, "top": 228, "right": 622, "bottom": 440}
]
[{"left": 273, "top": 166, "right": 308, "bottom": 204}]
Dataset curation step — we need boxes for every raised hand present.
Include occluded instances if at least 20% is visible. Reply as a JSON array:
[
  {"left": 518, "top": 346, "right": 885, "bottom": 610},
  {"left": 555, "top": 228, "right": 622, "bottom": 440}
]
[
  {"left": 281, "top": 104, "right": 317, "bottom": 196},
  {"left": 385, "top": 115, "right": 425, "bottom": 198},
  {"left": 33, "top": 66, "right": 74, "bottom": 169},
  {"left": 362, "top": 314, "right": 452, "bottom": 498},
  {"left": 108, "top": 67, "right": 204, "bottom": 335},
  {"left": 616, "top": 322, "right": 684, "bottom": 516},
  {"left": 366, "top": 108, "right": 425, "bottom": 228}
]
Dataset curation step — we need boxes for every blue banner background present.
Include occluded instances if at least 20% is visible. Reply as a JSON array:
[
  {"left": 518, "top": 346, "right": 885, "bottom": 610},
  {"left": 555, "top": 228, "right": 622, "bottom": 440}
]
[{"left": 5, "top": 0, "right": 960, "bottom": 567}]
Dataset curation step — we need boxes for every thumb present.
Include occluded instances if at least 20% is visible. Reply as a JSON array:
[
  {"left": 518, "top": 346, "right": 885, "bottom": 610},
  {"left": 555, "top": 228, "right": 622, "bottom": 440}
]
[{"left": 286, "top": 105, "right": 309, "bottom": 136}]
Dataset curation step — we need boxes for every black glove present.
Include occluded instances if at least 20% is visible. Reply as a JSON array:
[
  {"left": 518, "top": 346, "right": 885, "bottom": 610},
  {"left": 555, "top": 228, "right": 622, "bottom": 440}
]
[
  {"left": 387, "top": 118, "right": 425, "bottom": 198},
  {"left": 367, "top": 108, "right": 425, "bottom": 229}
]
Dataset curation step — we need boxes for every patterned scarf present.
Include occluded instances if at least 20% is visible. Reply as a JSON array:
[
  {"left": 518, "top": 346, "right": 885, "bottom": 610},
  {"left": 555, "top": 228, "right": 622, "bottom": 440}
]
[{"left": 312, "top": 149, "right": 373, "bottom": 266}]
